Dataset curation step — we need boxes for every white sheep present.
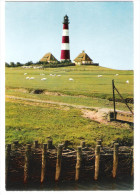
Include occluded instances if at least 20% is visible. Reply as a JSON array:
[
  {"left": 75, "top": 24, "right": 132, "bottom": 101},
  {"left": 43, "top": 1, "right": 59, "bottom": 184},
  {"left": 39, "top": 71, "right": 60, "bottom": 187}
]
[
  {"left": 26, "top": 77, "right": 30, "bottom": 79},
  {"left": 69, "top": 78, "right": 74, "bottom": 81},
  {"left": 50, "top": 74, "right": 56, "bottom": 76},
  {"left": 115, "top": 74, "right": 119, "bottom": 76},
  {"left": 29, "top": 77, "right": 35, "bottom": 80},
  {"left": 126, "top": 80, "right": 129, "bottom": 84},
  {"left": 24, "top": 73, "right": 27, "bottom": 75},
  {"left": 57, "top": 75, "right": 61, "bottom": 77},
  {"left": 41, "top": 78, "right": 47, "bottom": 81},
  {"left": 98, "top": 75, "right": 102, "bottom": 77}
]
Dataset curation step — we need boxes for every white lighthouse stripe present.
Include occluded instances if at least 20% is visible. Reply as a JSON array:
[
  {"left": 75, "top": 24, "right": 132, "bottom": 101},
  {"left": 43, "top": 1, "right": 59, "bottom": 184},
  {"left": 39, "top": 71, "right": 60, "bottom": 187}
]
[
  {"left": 61, "top": 43, "right": 70, "bottom": 50},
  {"left": 62, "top": 29, "right": 69, "bottom": 36}
]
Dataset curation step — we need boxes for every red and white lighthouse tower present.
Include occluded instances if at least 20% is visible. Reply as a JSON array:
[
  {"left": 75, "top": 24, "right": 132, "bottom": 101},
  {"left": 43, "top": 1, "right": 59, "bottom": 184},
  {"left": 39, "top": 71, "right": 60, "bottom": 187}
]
[{"left": 60, "top": 15, "right": 70, "bottom": 61}]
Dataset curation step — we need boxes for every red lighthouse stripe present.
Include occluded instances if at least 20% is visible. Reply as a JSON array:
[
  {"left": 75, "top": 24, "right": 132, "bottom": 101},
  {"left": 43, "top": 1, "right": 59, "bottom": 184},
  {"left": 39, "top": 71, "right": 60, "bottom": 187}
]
[
  {"left": 61, "top": 50, "right": 70, "bottom": 59},
  {"left": 62, "top": 36, "right": 69, "bottom": 43},
  {"left": 63, "top": 24, "right": 69, "bottom": 29}
]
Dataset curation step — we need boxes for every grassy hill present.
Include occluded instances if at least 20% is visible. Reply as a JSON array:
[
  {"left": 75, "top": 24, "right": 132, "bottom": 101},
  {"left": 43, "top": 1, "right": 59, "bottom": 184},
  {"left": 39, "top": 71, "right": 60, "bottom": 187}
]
[
  {"left": 6, "top": 66, "right": 133, "bottom": 99},
  {"left": 5, "top": 65, "right": 134, "bottom": 146}
]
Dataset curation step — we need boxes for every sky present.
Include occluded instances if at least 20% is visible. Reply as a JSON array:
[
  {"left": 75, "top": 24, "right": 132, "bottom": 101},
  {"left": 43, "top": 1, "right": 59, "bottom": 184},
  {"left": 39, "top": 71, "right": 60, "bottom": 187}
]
[{"left": 5, "top": 1, "right": 133, "bottom": 70}]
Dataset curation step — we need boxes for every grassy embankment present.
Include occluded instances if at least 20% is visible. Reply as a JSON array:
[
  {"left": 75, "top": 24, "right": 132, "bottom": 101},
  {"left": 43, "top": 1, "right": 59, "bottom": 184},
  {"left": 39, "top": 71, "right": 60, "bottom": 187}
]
[{"left": 5, "top": 66, "right": 134, "bottom": 146}]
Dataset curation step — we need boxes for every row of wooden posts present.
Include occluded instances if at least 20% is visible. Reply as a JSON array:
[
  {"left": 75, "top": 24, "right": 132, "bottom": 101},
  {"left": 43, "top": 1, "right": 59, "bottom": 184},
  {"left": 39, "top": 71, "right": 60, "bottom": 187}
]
[{"left": 6, "top": 140, "right": 134, "bottom": 184}]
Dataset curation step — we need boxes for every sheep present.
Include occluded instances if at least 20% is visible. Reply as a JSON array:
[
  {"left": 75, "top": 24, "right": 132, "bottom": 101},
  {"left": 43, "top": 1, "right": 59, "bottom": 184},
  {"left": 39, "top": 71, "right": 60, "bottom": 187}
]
[
  {"left": 26, "top": 77, "right": 30, "bottom": 79},
  {"left": 69, "top": 78, "right": 74, "bottom": 81},
  {"left": 57, "top": 75, "right": 61, "bottom": 77},
  {"left": 115, "top": 74, "right": 119, "bottom": 76},
  {"left": 97, "top": 75, "right": 102, "bottom": 77},
  {"left": 24, "top": 73, "right": 27, "bottom": 75},
  {"left": 29, "top": 77, "right": 35, "bottom": 80},
  {"left": 126, "top": 80, "right": 129, "bottom": 84},
  {"left": 41, "top": 78, "right": 47, "bottom": 81},
  {"left": 50, "top": 74, "right": 56, "bottom": 77}
]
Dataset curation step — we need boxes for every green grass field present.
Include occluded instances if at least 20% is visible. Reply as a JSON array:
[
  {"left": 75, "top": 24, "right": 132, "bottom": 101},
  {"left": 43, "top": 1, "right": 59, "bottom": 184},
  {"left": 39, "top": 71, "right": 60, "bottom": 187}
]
[
  {"left": 6, "top": 100, "right": 133, "bottom": 146},
  {"left": 5, "top": 66, "right": 134, "bottom": 146},
  {"left": 6, "top": 66, "right": 133, "bottom": 99}
]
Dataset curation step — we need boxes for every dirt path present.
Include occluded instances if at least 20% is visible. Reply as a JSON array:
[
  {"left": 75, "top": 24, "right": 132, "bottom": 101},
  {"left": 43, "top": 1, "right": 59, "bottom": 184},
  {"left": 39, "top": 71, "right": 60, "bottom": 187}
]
[{"left": 6, "top": 95, "right": 100, "bottom": 110}]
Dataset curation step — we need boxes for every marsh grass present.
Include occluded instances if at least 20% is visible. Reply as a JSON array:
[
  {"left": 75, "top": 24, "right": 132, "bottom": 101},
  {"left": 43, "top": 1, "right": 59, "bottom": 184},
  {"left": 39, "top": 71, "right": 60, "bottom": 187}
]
[
  {"left": 6, "top": 101, "right": 133, "bottom": 146},
  {"left": 6, "top": 66, "right": 133, "bottom": 111},
  {"left": 5, "top": 66, "right": 134, "bottom": 145}
]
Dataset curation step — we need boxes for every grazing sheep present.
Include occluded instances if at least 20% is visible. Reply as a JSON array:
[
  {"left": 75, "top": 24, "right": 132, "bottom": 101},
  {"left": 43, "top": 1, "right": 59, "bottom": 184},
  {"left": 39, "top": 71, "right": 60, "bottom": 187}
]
[
  {"left": 50, "top": 74, "right": 57, "bottom": 76},
  {"left": 69, "top": 78, "right": 74, "bottom": 81},
  {"left": 57, "top": 75, "right": 61, "bottom": 77},
  {"left": 26, "top": 77, "right": 30, "bottom": 79},
  {"left": 115, "top": 74, "right": 119, "bottom": 76},
  {"left": 41, "top": 78, "right": 47, "bottom": 81},
  {"left": 126, "top": 80, "right": 129, "bottom": 84},
  {"left": 29, "top": 77, "right": 35, "bottom": 80},
  {"left": 98, "top": 75, "right": 102, "bottom": 77},
  {"left": 24, "top": 73, "right": 27, "bottom": 75}
]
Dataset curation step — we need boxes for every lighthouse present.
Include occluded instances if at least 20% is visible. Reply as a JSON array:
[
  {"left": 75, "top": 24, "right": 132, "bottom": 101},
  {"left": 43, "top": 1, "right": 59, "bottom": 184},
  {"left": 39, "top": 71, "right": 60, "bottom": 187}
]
[{"left": 60, "top": 15, "right": 70, "bottom": 61}]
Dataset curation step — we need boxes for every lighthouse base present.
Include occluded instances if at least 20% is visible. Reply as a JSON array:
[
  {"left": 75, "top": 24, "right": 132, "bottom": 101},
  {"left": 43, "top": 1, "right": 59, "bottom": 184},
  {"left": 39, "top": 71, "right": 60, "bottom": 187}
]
[{"left": 60, "top": 59, "right": 71, "bottom": 62}]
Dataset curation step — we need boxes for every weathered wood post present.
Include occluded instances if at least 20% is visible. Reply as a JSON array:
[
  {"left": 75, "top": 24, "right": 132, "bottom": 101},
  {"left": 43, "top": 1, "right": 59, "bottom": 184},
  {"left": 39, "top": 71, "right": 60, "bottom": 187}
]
[
  {"left": 24, "top": 144, "right": 31, "bottom": 183},
  {"left": 75, "top": 146, "right": 82, "bottom": 181},
  {"left": 34, "top": 140, "right": 38, "bottom": 148},
  {"left": 6, "top": 144, "right": 11, "bottom": 183},
  {"left": 64, "top": 140, "right": 69, "bottom": 148},
  {"left": 81, "top": 141, "right": 85, "bottom": 148},
  {"left": 112, "top": 143, "right": 119, "bottom": 178},
  {"left": 131, "top": 146, "right": 134, "bottom": 176},
  {"left": 96, "top": 140, "right": 102, "bottom": 146},
  {"left": 13, "top": 140, "right": 19, "bottom": 150},
  {"left": 112, "top": 79, "right": 116, "bottom": 120},
  {"left": 47, "top": 140, "right": 53, "bottom": 149},
  {"left": 55, "top": 144, "right": 63, "bottom": 182},
  {"left": 41, "top": 144, "right": 47, "bottom": 183},
  {"left": 94, "top": 145, "right": 101, "bottom": 180}
]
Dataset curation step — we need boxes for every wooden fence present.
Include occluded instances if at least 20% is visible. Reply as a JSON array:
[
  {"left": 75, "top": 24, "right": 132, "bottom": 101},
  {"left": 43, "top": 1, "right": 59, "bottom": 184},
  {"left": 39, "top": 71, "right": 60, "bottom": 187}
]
[{"left": 6, "top": 140, "right": 133, "bottom": 189}]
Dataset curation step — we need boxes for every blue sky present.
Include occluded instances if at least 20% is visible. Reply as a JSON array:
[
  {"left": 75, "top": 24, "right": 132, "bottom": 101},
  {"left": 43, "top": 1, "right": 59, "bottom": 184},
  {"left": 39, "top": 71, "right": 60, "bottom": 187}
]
[{"left": 5, "top": 1, "right": 133, "bottom": 70}]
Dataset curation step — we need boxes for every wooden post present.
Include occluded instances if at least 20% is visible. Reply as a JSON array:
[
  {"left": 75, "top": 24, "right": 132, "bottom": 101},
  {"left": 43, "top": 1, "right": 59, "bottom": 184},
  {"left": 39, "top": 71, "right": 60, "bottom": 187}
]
[
  {"left": 131, "top": 146, "right": 134, "bottom": 176},
  {"left": 64, "top": 140, "right": 69, "bottom": 148},
  {"left": 75, "top": 146, "right": 82, "bottom": 181},
  {"left": 47, "top": 140, "right": 53, "bottom": 149},
  {"left": 96, "top": 140, "right": 102, "bottom": 146},
  {"left": 41, "top": 144, "right": 47, "bottom": 183},
  {"left": 112, "top": 143, "right": 119, "bottom": 178},
  {"left": 6, "top": 144, "right": 11, "bottom": 183},
  {"left": 81, "top": 141, "right": 85, "bottom": 148},
  {"left": 24, "top": 144, "right": 31, "bottom": 183},
  {"left": 34, "top": 140, "right": 38, "bottom": 148},
  {"left": 112, "top": 79, "right": 116, "bottom": 120},
  {"left": 94, "top": 145, "right": 101, "bottom": 180},
  {"left": 55, "top": 144, "right": 63, "bottom": 182},
  {"left": 13, "top": 140, "right": 19, "bottom": 150}
]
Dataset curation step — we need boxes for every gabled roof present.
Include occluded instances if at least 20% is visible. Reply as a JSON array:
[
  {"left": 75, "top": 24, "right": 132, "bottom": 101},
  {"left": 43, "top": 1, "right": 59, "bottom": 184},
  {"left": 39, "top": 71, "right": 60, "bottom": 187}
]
[
  {"left": 74, "top": 51, "right": 93, "bottom": 62},
  {"left": 40, "top": 53, "right": 58, "bottom": 62}
]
